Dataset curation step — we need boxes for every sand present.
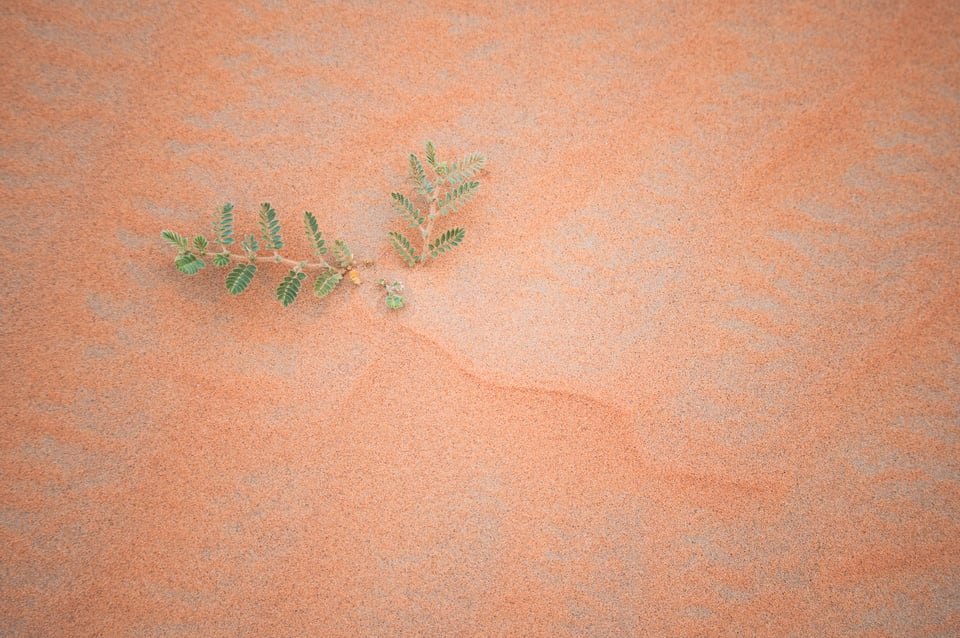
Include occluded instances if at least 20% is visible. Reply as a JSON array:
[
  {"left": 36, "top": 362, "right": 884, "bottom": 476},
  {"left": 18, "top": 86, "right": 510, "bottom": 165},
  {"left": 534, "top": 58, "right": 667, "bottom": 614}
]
[{"left": 1, "top": 1, "right": 959, "bottom": 635}]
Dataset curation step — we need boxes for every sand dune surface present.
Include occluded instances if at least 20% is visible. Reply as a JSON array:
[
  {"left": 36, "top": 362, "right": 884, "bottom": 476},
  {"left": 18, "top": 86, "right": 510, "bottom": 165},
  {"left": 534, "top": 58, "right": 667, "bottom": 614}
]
[{"left": 1, "top": 1, "right": 959, "bottom": 635}]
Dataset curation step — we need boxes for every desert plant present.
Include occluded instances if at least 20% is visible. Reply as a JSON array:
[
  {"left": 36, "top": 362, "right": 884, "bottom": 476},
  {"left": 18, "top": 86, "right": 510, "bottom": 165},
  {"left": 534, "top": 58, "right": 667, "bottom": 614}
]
[
  {"left": 161, "top": 141, "right": 484, "bottom": 309},
  {"left": 161, "top": 203, "right": 362, "bottom": 307},
  {"left": 388, "top": 141, "right": 485, "bottom": 267},
  {"left": 378, "top": 278, "right": 405, "bottom": 309}
]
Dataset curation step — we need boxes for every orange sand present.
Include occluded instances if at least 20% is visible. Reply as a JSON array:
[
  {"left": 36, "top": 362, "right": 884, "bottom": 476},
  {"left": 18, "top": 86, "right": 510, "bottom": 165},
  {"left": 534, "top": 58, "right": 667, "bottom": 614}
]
[{"left": 2, "top": 1, "right": 959, "bottom": 635}]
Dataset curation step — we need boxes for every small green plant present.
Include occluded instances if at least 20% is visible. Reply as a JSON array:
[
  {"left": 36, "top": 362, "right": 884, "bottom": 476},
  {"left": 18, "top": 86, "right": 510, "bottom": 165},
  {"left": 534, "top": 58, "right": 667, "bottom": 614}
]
[
  {"left": 161, "top": 141, "right": 484, "bottom": 309},
  {"left": 378, "top": 279, "right": 405, "bottom": 309},
  {"left": 388, "top": 141, "right": 485, "bottom": 267},
  {"left": 161, "top": 203, "right": 361, "bottom": 307}
]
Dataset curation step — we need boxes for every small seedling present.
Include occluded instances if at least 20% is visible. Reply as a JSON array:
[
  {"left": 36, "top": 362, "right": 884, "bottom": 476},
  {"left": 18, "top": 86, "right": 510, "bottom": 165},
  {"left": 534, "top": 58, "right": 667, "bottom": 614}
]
[
  {"left": 161, "top": 203, "right": 360, "bottom": 307},
  {"left": 388, "top": 141, "right": 485, "bottom": 267},
  {"left": 378, "top": 279, "right": 405, "bottom": 309}
]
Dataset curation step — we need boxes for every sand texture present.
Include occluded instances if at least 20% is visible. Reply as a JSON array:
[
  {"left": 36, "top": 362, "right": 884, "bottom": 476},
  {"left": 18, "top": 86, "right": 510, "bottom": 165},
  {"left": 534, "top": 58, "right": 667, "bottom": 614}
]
[{"left": 2, "top": 1, "right": 959, "bottom": 635}]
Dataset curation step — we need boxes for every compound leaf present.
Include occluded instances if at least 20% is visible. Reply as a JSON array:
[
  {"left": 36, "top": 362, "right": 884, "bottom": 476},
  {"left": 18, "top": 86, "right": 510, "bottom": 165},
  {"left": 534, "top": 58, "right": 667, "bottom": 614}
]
[
  {"left": 428, "top": 227, "right": 465, "bottom": 258},
  {"left": 225, "top": 263, "right": 257, "bottom": 295},
  {"left": 213, "top": 253, "right": 231, "bottom": 267},
  {"left": 388, "top": 231, "right": 418, "bottom": 266},
  {"left": 313, "top": 268, "right": 342, "bottom": 298},
  {"left": 212, "top": 202, "right": 234, "bottom": 246},
  {"left": 161, "top": 230, "right": 189, "bottom": 252},
  {"left": 258, "top": 202, "right": 284, "bottom": 250},
  {"left": 276, "top": 270, "right": 307, "bottom": 307},
  {"left": 424, "top": 140, "right": 438, "bottom": 170},
  {"left": 242, "top": 233, "right": 259, "bottom": 256},
  {"left": 438, "top": 180, "right": 479, "bottom": 215},
  {"left": 175, "top": 252, "right": 205, "bottom": 275},
  {"left": 193, "top": 235, "right": 208, "bottom": 254},
  {"left": 332, "top": 240, "right": 353, "bottom": 268},
  {"left": 447, "top": 153, "right": 486, "bottom": 185},
  {"left": 303, "top": 211, "right": 327, "bottom": 255},
  {"left": 390, "top": 192, "right": 424, "bottom": 227},
  {"left": 409, "top": 153, "right": 433, "bottom": 198},
  {"left": 385, "top": 294, "right": 404, "bottom": 309}
]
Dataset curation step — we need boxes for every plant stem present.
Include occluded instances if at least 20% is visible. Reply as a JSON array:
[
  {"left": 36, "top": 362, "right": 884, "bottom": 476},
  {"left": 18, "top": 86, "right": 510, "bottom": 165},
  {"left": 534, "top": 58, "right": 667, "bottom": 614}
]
[
  {"left": 420, "top": 193, "right": 440, "bottom": 261},
  {"left": 215, "top": 250, "right": 335, "bottom": 271}
]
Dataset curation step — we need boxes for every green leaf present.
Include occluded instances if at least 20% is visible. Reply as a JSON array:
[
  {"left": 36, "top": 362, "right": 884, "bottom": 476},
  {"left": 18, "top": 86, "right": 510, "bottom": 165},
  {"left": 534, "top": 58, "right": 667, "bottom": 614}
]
[
  {"left": 390, "top": 192, "right": 424, "bottom": 227},
  {"left": 424, "top": 140, "right": 438, "bottom": 170},
  {"left": 332, "top": 240, "right": 353, "bottom": 268},
  {"left": 385, "top": 294, "right": 404, "bottom": 309},
  {"left": 212, "top": 203, "right": 234, "bottom": 246},
  {"left": 193, "top": 235, "right": 208, "bottom": 254},
  {"left": 313, "top": 268, "right": 342, "bottom": 298},
  {"left": 438, "top": 180, "right": 479, "bottom": 215},
  {"left": 174, "top": 251, "right": 205, "bottom": 275},
  {"left": 409, "top": 153, "right": 433, "bottom": 198},
  {"left": 447, "top": 153, "right": 486, "bottom": 185},
  {"left": 161, "top": 230, "right": 189, "bottom": 252},
  {"left": 225, "top": 263, "right": 257, "bottom": 295},
  {"left": 276, "top": 270, "right": 307, "bottom": 307},
  {"left": 242, "top": 233, "right": 259, "bottom": 256},
  {"left": 213, "top": 253, "right": 231, "bottom": 267},
  {"left": 388, "top": 231, "right": 418, "bottom": 267},
  {"left": 428, "top": 227, "right": 466, "bottom": 258},
  {"left": 303, "top": 211, "right": 327, "bottom": 255},
  {"left": 258, "top": 202, "right": 284, "bottom": 250}
]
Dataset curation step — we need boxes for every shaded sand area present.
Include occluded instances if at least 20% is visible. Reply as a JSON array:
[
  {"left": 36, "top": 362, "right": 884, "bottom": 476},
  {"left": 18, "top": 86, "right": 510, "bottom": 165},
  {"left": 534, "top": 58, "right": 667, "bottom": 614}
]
[{"left": 2, "top": 1, "right": 959, "bottom": 635}]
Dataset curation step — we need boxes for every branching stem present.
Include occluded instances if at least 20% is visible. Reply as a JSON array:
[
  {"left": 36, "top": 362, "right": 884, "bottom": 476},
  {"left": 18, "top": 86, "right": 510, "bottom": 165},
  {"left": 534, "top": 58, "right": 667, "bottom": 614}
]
[
  {"left": 215, "top": 250, "right": 340, "bottom": 271},
  {"left": 420, "top": 197, "right": 440, "bottom": 260}
]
